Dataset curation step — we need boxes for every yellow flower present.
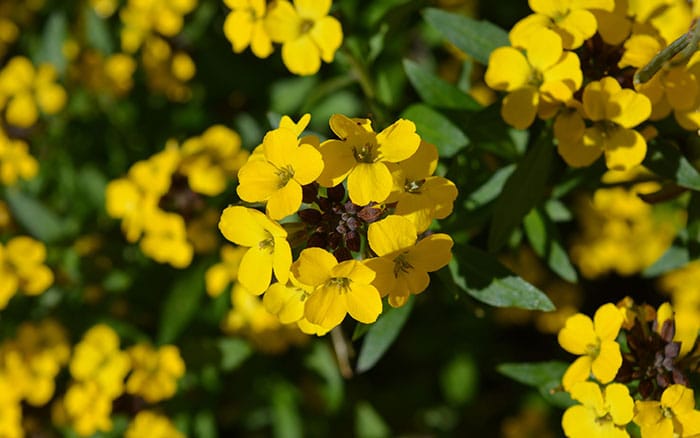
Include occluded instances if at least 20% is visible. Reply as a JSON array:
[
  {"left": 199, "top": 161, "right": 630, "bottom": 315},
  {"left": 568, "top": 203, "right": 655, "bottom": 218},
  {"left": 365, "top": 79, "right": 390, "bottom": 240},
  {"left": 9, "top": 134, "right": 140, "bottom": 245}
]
[
  {"left": 656, "top": 303, "right": 699, "bottom": 358},
  {"left": 557, "top": 77, "right": 651, "bottom": 171},
  {"left": 0, "top": 236, "right": 54, "bottom": 309},
  {"left": 206, "top": 245, "right": 247, "bottom": 297},
  {"left": 120, "top": 0, "right": 197, "bottom": 53},
  {"left": 558, "top": 303, "right": 623, "bottom": 390},
  {"left": 634, "top": 384, "right": 700, "bottom": 438},
  {"left": 237, "top": 114, "right": 324, "bottom": 220},
  {"left": 69, "top": 324, "right": 131, "bottom": 399},
  {"left": 61, "top": 381, "right": 114, "bottom": 437},
  {"left": 485, "top": 27, "right": 582, "bottom": 129},
  {"left": 218, "top": 206, "right": 292, "bottom": 294},
  {"left": 386, "top": 141, "right": 458, "bottom": 232},
  {"left": 365, "top": 215, "right": 453, "bottom": 308},
  {"left": 265, "top": 0, "right": 343, "bottom": 75},
  {"left": 0, "top": 56, "right": 67, "bottom": 128},
  {"left": 294, "top": 247, "right": 382, "bottom": 330},
  {"left": 125, "top": 411, "right": 185, "bottom": 438},
  {"left": 317, "top": 114, "right": 421, "bottom": 206},
  {"left": 510, "top": 0, "right": 614, "bottom": 49},
  {"left": 223, "top": 0, "right": 273, "bottom": 58},
  {"left": 0, "top": 130, "right": 38, "bottom": 185},
  {"left": 125, "top": 344, "right": 185, "bottom": 403},
  {"left": 140, "top": 209, "right": 194, "bottom": 268},
  {"left": 562, "top": 381, "right": 634, "bottom": 438}
]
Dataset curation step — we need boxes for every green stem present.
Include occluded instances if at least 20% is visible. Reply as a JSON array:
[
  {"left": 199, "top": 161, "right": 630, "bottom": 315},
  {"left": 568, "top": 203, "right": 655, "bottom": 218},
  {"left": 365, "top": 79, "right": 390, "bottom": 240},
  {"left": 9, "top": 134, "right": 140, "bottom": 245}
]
[{"left": 634, "top": 20, "right": 700, "bottom": 85}]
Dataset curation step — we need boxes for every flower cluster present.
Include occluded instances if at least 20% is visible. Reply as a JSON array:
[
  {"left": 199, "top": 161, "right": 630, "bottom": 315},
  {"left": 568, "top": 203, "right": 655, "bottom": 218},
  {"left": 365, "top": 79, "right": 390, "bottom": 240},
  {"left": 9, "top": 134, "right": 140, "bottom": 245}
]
[
  {"left": 0, "top": 235, "right": 53, "bottom": 309},
  {"left": 67, "top": 49, "right": 137, "bottom": 98},
  {"left": 568, "top": 170, "right": 679, "bottom": 279},
  {"left": 485, "top": 0, "right": 700, "bottom": 171},
  {"left": 218, "top": 113, "right": 457, "bottom": 334},
  {"left": 223, "top": 0, "right": 343, "bottom": 75},
  {"left": 106, "top": 125, "right": 248, "bottom": 267},
  {"left": 0, "top": 56, "right": 67, "bottom": 129},
  {"left": 0, "top": 129, "right": 38, "bottom": 185},
  {"left": 558, "top": 298, "right": 700, "bottom": 437}
]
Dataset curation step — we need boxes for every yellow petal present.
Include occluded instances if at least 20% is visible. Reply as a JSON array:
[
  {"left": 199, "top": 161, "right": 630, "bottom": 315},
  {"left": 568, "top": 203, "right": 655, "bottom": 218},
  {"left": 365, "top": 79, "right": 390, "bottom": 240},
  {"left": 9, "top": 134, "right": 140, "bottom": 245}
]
[
  {"left": 376, "top": 119, "right": 421, "bottom": 163},
  {"left": 399, "top": 140, "right": 438, "bottom": 180},
  {"left": 304, "top": 285, "right": 346, "bottom": 329},
  {"left": 363, "top": 257, "right": 396, "bottom": 298},
  {"left": 272, "top": 236, "right": 291, "bottom": 284},
  {"left": 289, "top": 143, "right": 324, "bottom": 185},
  {"left": 424, "top": 177, "right": 458, "bottom": 219},
  {"left": 665, "top": 67, "right": 698, "bottom": 111},
  {"left": 347, "top": 162, "right": 392, "bottom": 205},
  {"left": 603, "top": 128, "right": 646, "bottom": 171},
  {"left": 569, "top": 381, "right": 604, "bottom": 412},
  {"left": 485, "top": 47, "right": 531, "bottom": 92},
  {"left": 250, "top": 21, "right": 274, "bottom": 58},
  {"left": 332, "top": 259, "right": 376, "bottom": 285},
  {"left": 367, "top": 215, "right": 417, "bottom": 256},
  {"left": 265, "top": 0, "right": 300, "bottom": 42},
  {"left": 509, "top": 14, "right": 552, "bottom": 48},
  {"left": 266, "top": 180, "right": 302, "bottom": 220},
  {"left": 396, "top": 268, "right": 431, "bottom": 297},
  {"left": 501, "top": 87, "right": 539, "bottom": 129},
  {"left": 660, "top": 384, "right": 695, "bottom": 414},
  {"left": 556, "top": 9, "right": 597, "bottom": 49},
  {"left": 562, "top": 405, "right": 597, "bottom": 438},
  {"left": 394, "top": 192, "right": 435, "bottom": 233},
  {"left": 295, "top": 247, "right": 336, "bottom": 286},
  {"left": 205, "top": 264, "right": 230, "bottom": 297},
  {"left": 6, "top": 93, "right": 38, "bottom": 128},
  {"left": 263, "top": 282, "right": 305, "bottom": 323},
  {"left": 309, "top": 16, "right": 342, "bottom": 63},
  {"left": 281, "top": 35, "right": 321, "bottom": 76},
  {"left": 345, "top": 283, "right": 382, "bottom": 323},
  {"left": 295, "top": 0, "right": 331, "bottom": 20},
  {"left": 605, "top": 383, "right": 634, "bottom": 425},
  {"left": 316, "top": 139, "right": 355, "bottom": 187},
  {"left": 633, "top": 400, "right": 664, "bottom": 428},
  {"left": 522, "top": 27, "right": 562, "bottom": 72},
  {"left": 238, "top": 246, "right": 273, "bottom": 295},
  {"left": 583, "top": 77, "right": 619, "bottom": 121},
  {"left": 329, "top": 113, "right": 374, "bottom": 139},
  {"left": 218, "top": 206, "right": 269, "bottom": 247},
  {"left": 223, "top": 10, "right": 253, "bottom": 53},
  {"left": 541, "top": 51, "right": 582, "bottom": 98},
  {"left": 410, "top": 234, "right": 453, "bottom": 272},
  {"left": 558, "top": 313, "right": 596, "bottom": 354},
  {"left": 606, "top": 89, "right": 651, "bottom": 128},
  {"left": 591, "top": 340, "right": 621, "bottom": 383},
  {"left": 593, "top": 303, "right": 623, "bottom": 341}
]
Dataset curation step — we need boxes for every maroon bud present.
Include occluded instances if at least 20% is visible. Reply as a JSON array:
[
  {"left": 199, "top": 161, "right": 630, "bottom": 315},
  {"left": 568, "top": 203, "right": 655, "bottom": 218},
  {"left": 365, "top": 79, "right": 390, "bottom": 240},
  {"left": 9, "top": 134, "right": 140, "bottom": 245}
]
[
  {"left": 639, "top": 379, "right": 654, "bottom": 399},
  {"left": 672, "top": 369, "right": 689, "bottom": 386},
  {"left": 317, "top": 197, "right": 331, "bottom": 212},
  {"left": 345, "top": 231, "right": 360, "bottom": 252},
  {"left": 327, "top": 184, "right": 345, "bottom": 202},
  {"left": 346, "top": 216, "right": 360, "bottom": 231},
  {"left": 336, "top": 223, "right": 348, "bottom": 234},
  {"left": 334, "top": 247, "right": 352, "bottom": 262},
  {"left": 656, "top": 373, "right": 671, "bottom": 389},
  {"left": 302, "top": 183, "right": 319, "bottom": 204},
  {"left": 660, "top": 320, "right": 675, "bottom": 343},
  {"left": 328, "top": 232, "right": 342, "bottom": 249},
  {"left": 344, "top": 201, "right": 358, "bottom": 214},
  {"left": 358, "top": 206, "right": 383, "bottom": 223},
  {"left": 298, "top": 208, "right": 322, "bottom": 225},
  {"left": 664, "top": 342, "right": 680, "bottom": 360},
  {"left": 307, "top": 232, "right": 326, "bottom": 248}
]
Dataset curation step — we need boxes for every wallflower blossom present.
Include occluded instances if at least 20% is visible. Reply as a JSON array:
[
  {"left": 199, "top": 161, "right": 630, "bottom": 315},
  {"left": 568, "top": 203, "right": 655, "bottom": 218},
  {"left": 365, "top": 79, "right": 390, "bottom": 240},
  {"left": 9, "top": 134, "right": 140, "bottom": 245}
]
[
  {"left": 365, "top": 215, "right": 453, "bottom": 307},
  {"left": 562, "top": 381, "right": 634, "bottom": 438},
  {"left": 633, "top": 384, "right": 700, "bottom": 438},
  {"left": 120, "top": 0, "right": 197, "bottom": 53},
  {"left": 206, "top": 245, "right": 247, "bottom": 297},
  {"left": 386, "top": 141, "right": 458, "bottom": 232},
  {"left": 237, "top": 114, "right": 324, "bottom": 220},
  {"left": 295, "top": 247, "right": 382, "bottom": 330},
  {"left": 223, "top": 0, "right": 273, "bottom": 58},
  {"left": 125, "top": 344, "right": 185, "bottom": 403},
  {"left": 265, "top": 0, "right": 343, "bottom": 75},
  {"left": 316, "top": 114, "right": 421, "bottom": 206},
  {"left": 218, "top": 206, "right": 292, "bottom": 294},
  {"left": 485, "top": 27, "right": 582, "bottom": 129},
  {"left": 0, "top": 129, "right": 38, "bottom": 185},
  {"left": 58, "top": 381, "right": 114, "bottom": 437},
  {"left": 0, "top": 56, "right": 67, "bottom": 128},
  {"left": 125, "top": 411, "right": 185, "bottom": 438},
  {"left": 558, "top": 303, "right": 624, "bottom": 390},
  {"left": 0, "top": 236, "right": 54, "bottom": 309},
  {"left": 510, "top": 0, "right": 614, "bottom": 49},
  {"left": 556, "top": 77, "right": 651, "bottom": 171}
]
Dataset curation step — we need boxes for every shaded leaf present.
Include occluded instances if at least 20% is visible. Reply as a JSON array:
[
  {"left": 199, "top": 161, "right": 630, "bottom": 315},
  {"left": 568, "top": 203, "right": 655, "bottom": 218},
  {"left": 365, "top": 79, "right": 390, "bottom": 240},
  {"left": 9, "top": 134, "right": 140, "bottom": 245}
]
[
  {"left": 402, "top": 104, "right": 468, "bottom": 157},
  {"left": 36, "top": 12, "right": 68, "bottom": 74},
  {"left": 688, "top": 191, "right": 700, "bottom": 259},
  {"left": 464, "top": 164, "right": 516, "bottom": 209},
  {"left": 524, "top": 208, "right": 577, "bottom": 282},
  {"left": 497, "top": 361, "right": 574, "bottom": 408},
  {"left": 356, "top": 298, "right": 414, "bottom": 373},
  {"left": 5, "top": 188, "right": 75, "bottom": 243},
  {"left": 643, "top": 140, "right": 700, "bottom": 191},
  {"left": 422, "top": 8, "right": 509, "bottom": 65},
  {"left": 403, "top": 59, "right": 481, "bottom": 110},
  {"left": 85, "top": 6, "right": 113, "bottom": 53},
  {"left": 271, "top": 382, "right": 302, "bottom": 438},
  {"left": 355, "top": 401, "right": 391, "bottom": 438},
  {"left": 305, "top": 341, "right": 344, "bottom": 412},
  {"left": 488, "top": 134, "right": 554, "bottom": 251},
  {"left": 158, "top": 263, "right": 207, "bottom": 344},
  {"left": 450, "top": 245, "right": 554, "bottom": 311},
  {"left": 218, "top": 338, "right": 252, "bottom": 372}
]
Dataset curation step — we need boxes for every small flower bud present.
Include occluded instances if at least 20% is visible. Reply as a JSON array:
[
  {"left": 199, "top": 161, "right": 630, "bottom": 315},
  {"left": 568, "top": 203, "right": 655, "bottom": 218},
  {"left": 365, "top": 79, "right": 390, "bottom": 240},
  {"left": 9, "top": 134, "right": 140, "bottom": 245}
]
[
  {"left": 334, "top": 247, "right": 352, "bottom": 262},
  {"left": 345, "top": 231, "right": 360, "bottom": 252},
  {"left": 357, "top": 205, "right": 382, "bottom": 223},
  {"left": 302, "top": 183, "right": 319, "bottom": 204},
  {"left": 327, "top": 184, "right": 345, "bottom": 202},
  {"left": 327, "top": 231, "right": 342, "bottom": 249},
  {"left": 298, "top": 208, "right": 322, "bottom": 225},
  {"left": 307, "top": 232, "right": 326, "bottom": 248}
]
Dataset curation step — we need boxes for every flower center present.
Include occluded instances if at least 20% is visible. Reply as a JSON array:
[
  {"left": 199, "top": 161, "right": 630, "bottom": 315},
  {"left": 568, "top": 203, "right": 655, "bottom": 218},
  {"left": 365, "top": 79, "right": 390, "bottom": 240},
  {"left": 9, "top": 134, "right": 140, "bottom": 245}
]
[
  {"left": 585, "top": 342, "right": 600, "bottom": 358},
  {"left": 326, "top": 277, "right": 351, "bottom": 294},
  {"left": 528, "top": 68, "right": 544, "bottom": 88},
  {"left": 276, "top": 165, "right": 295, "bottom": 188},
  {"left": 353, "top": 142, "right": 377, "bottom": 163},
  {"left": 404, "top": 179, "right": 425, "bottom": 194},
  {"left": 258, "top": 234, "right": 275, "bottom": 253},
  {"left": 661, "top": 405, "right": 674, "bottom": 419},
  {"left": 299, "top": 19, "right": 314, "bottom": 35},
  {"left": 393, "top": 252, "right": 413, "bottom": 277},
  {"left": 595, "top": 120, "right": 620, "bottom": 138}
]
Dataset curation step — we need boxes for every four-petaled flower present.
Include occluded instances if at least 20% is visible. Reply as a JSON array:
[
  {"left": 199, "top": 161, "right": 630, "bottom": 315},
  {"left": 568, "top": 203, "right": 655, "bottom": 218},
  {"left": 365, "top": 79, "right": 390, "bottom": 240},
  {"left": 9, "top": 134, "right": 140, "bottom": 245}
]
[
  {"left": 633, "top": 384, "right": 700, "bottom": 438},
  {"left": 562, "top": 381, "right": 634, "bottom": 438},
  {"left": 223, "top": 0, "right": 273, "bottom": 58}
]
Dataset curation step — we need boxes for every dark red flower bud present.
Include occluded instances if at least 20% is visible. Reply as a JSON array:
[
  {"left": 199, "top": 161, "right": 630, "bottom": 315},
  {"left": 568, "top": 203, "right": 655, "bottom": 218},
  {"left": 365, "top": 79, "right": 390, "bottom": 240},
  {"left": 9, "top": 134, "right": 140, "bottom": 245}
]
[
  {"left": 298, "top": 208, "right": 322, "bottom": 225},
  {"left": 327, "top": 184, "right": 345, "bottom": 202}
]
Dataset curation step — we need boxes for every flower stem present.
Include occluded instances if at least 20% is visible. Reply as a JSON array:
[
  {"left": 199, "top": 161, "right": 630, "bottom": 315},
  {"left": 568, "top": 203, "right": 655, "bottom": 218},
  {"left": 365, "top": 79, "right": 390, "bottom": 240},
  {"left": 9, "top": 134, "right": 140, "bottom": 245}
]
[{"left": 634, "top": 20, "right": 700, "bottom": 85}]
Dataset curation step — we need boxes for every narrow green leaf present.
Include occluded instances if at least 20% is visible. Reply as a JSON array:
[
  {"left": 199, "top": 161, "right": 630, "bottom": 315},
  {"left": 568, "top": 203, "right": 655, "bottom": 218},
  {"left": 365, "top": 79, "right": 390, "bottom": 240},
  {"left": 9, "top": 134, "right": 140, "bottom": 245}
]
[
  {"left": 157, "top": 263, "right": 207, "bottom": 344},
  {"left": 642, "top": 242, "right": 689, "bottom": 277},
  {"left": 464, "top": 164, "right": 516, "bottom": 209},
  {"left": 271, "top": 382, "right": 302, "bottom": 438},
  {"left": 85, "top": 6, "right": 113, "bottom": 54},
  {"left": 440, "top": 354, "right": 478, "bottom": 405},
  {"left": 450, "top": 245, "right": 554, "bottom": 311},
  {"left": 422, "top": 8, "right": 509, "bottom": 65},
  {"left": 643, "top": 140, "right": 700, "bottom": 191},
  {"left": 524, "top": 208, "right": 577, "bottom": 282},
  {"left": 402, "top": 104, "right": 468, "bottom": 157},
  {"left": 497, "top": 361, "right": 573, "bottom": 408},
  {"left": 355, "top": 401, "right": 391, "bottom": 438},
  {"left": 218, "top": 338, "right": 252, "bottom": 372},
  {"left": 488, "top": 134, "right": 554, "bottom": 252},
  {"left": 36, "top": 12, "right": 68, "bottom": 74},
  {"left": 270, "top": 76, "right": 318, "bottom": 115},
  {"left": 193, "top": 410, "right": 217, "bottom": 438},
  {"left": 403, "top": 59, "right": 481, "bottom": 110},
  {"left": 305, "top": 341, "right": 344, "bottom": 412},
  {"left": 356, "top": 298, "right": 414, "bottom": 373},
  {"left": 5, "top": 188, "right": 74, "bottom": 243},
  {"left": 688, "top": 191, "right": 700, "bottom": 258}
]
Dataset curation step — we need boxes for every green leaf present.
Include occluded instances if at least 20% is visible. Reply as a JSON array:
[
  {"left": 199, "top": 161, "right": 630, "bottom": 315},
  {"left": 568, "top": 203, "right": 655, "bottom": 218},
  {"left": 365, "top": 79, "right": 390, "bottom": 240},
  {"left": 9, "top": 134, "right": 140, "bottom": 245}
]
[
  {"left": 402, "top": 104, "right": 468, "bottom": 157},
  {"left": 193, "top": 410, "right": 218, "bottom": 438},
  {"left": 36, "top": 12, "right": 68, "bottom": 74},
  {"left": 356, "top": 298, "right": 414, "bottom": 373},
  {"left": 440, "top": 354, "right": 478, "bottom": 405},
  {"left": 355, "top": 401, "right": 391, "bottom": 438},
  {"left": 157, "top": 263, "right": 207, "bottom": 344},
  {"left": 688, "top": 191, "right": 700, "bottom": 259},
  {"left": 488, "top": 134, "right": 554, "bottom": 252},
  {"left": 271, "top": 382, "right": 303, "bottom": 438},
  {"left": 5, "top": 188, "right": 75, "bottom": 243},
  {"left": 497, "top": 361, "right": 574, "bottom": 408},
  {"left": 305, "top": 341, "right": 344, "bottom": 412},
  {"left": 643, "top": 240, "right": 689, "bottom": 277},
  {"left": 85, "top": 6, "right": 113, "bottom": 54},
  {"left": 524, "top": 208, "right": 577, "bottom": 282},
  {"left": 403, "top": 59, "right": 481, "bottom": 110},
  {"left": 270, "top": 76, "right": 318, "bottom": 115},
  {"left": 643, "top": 140, "right": 700, "bottom": 191},
  {"left": 422, "top": 8, "right": 509, "bottom": 65},
  {"left": 450, "top": 245, "right": 554, "bottom": 311},
  {"left": 464, "top": 164, "right": 516, "bottom": 209},
  {"left": 218, "top": 338, "right": 253, "bottom": 372}
]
